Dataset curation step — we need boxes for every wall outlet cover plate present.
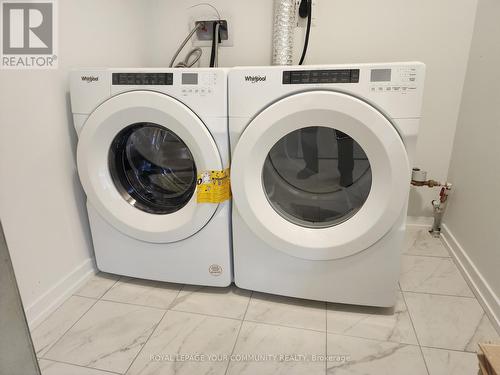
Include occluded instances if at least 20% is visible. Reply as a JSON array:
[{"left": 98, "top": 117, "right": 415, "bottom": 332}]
[
  {"left": 189, "top": 15, "right": 233, "bottom": 47},
  {"left": 296, "top": 0, "right": 317, "bottom": 28}
]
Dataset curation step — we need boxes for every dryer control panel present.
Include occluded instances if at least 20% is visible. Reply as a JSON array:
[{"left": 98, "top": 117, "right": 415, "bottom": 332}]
[
  {"left": 368, "top": 66, "right": 418, "bottom": 93},
  {"left": 282, "top": 69, "right": 360, "bottom": 84},
  {"left": 229, "top": 63, "right": 425, "bottom": 120}
]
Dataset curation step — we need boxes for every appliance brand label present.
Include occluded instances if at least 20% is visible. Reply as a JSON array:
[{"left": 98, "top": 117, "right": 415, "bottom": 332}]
[
  {"left": 208, "top": 264, "right": 223, "bottom": 276},
  {"left": 244, "top": 75, "right": 267, "bottom": 83},
  {"left": 81, "top": 76, "right": 99, "bottom": 83}
]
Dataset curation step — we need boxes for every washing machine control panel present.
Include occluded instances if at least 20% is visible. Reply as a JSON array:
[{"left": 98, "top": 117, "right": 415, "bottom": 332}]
[
  {"left": 180, "top": 72, "right": 218, "bottom": 97},
  {"left": 282, "top": 69, "right": 360, "bottom": 84},
  {"left": 112, "top": 72, "right": 173, "bottom": 85},
  {"left": 110, "top": 71, "right": 219, "bottom": 98}
]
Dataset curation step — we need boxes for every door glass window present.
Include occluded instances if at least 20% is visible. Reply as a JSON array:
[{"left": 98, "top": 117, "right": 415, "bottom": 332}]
[
  {"left": 262, "top": 126, "right": 371, "bottom": 228},
  {"left": 109, "top": 123, "right": 196, "bottom": 214}
]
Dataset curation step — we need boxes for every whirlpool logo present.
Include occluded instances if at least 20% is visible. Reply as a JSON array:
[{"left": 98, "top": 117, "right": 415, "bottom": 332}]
[
  {"left": 244, "top": 75, "right": 267, "bottom": 83},
  {"left": 1, "top": 0, "right": 58, "bottom": 69},
  {"left": 81, "top": 76, "right": 99, "bottom": 83}
]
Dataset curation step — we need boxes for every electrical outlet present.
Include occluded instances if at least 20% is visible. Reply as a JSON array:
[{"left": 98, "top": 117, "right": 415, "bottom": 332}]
[
  {"left": 195, "top": 20, "right": 229, "bottom": 42},
  {"left": 296, "top": 0, "right": 317, "bottom": 28},
  {"left": 189, "top": 15, "right": 233, "bottom": 47}
]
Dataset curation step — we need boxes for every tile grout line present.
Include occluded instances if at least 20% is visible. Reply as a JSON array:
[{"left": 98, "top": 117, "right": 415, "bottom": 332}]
[
  {"left": 123, "top": 309, "right": 169, "bottom": 375},
  {"left": 167, "top": 283, "right": 185, "bottom": 310},
  {"left": 94, "top": 280, "right": 185, "bottom": 311},
  {"left": 170, "top": 307, "right": 244, "bottom": 322},
  {"left": 401, "top": 253, "right": 475, "bottom": 297},
  {"left": 36, "top": 274, "right": 118, "bottom": 362},
  {"left": 39, "top": 277, "right": 160, "bottom": 373},
  {"left": 326, "top": 331, "right": 421, "bottom": 347},
  {"left": 223, "top": 290, "right": 253, "bottom": 375},
  {"left": 31, "top": 294, "right": 97, "bottom": 335},
  {"left": 99, "top": 298, "right": 175, "bottom": 311},
  {"left": 400, "top": 290, "right": 431, "bottom": 375},
  {"left": 38, "top": 297, "right": 100, "bottom": 360},
  {"left": 402, "top": 290, "right": 476, "bottom": 299},
  {"left": 419, "top": 344, "right": 479, "bottom": 354},
  {"left": 243, "top": 318, "right": 327, "bottom": 334},
  {"left": 39, "top": 357, "right": 122, "bottom": 375},
  {"left": 74, "top": 274, "right": 121, "bottom": 300},
  {"left": 122, "top": 284, "right": 185, "bottom": 375},
  {"left": 402, "top": 253, "right": 451, "bottom": 259}
]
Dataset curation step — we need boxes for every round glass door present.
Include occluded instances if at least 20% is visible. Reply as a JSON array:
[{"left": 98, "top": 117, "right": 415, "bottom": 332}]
[
  {"left": 230, "top": 90, "right": 411, "bottom": 259},
  {"left": 108, "top": 122, "right": 196, "bottom": 215},
  {"left": 77, "top": 90, "right": 223, "bottom": 243},
  {"left": 263, "top": 126, "right": 372, "bottom": 228}
]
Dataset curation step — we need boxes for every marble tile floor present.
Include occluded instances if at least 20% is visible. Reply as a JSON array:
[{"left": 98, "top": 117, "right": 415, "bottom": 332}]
[{"left": 31, "top": 226, "right": 499, "bottom": 375}]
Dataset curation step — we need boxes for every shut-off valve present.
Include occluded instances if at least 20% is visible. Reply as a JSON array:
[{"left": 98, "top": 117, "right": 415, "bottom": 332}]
[{"left": 411, "top": 168, "right": 452, "bottom": 237}]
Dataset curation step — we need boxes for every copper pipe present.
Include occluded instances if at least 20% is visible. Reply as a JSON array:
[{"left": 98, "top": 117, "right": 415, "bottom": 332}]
[{"left": 411, "top": 179, "right": 443, "bottom": 188}]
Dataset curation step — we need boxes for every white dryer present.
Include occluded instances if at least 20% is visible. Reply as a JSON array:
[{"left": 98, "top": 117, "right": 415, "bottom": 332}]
[
  {"left": 71, "top": 68, "right": 231, "bottom": 286},
  {"left": 229, "top": 63, "right": 425, "bottom": 306}
]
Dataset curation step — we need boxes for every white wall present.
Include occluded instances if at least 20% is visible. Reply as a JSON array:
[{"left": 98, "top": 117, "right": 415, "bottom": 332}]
[
  {"left": 442, "top": 0, "right": 500, "bottom": 324},
  {"left": 0, "top": 0, "right": 149, "bottom": 326},
  {"left": 148, "top": 0, "right": 478, "bottom": 217},
  {"left": 0, "top": 0, "right": 479, "bottom": 325}
]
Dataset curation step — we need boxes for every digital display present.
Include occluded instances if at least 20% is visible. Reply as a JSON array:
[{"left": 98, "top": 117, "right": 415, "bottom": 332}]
[
  {"left": 112, "top": 73, "right": 173, "bottom": 85},
  {"left": 282, "top": 69, "right": 359, "bottom": 84},
  {"left": 370, "top": 69, "right": 392, "bottom": 82},
  {"left": 182, "top": 73, "right": 198, "bottom": 85}
]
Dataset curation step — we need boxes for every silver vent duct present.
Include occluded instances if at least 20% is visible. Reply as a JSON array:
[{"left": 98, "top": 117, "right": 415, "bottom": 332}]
[{"left": 272, "top": 0, "right": 296, "bottom": 65}]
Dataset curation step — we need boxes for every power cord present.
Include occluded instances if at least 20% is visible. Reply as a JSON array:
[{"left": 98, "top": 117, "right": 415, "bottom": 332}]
[
  {"left": 209, "top": 21, "right": 222, "bottom": 67},
  {"left": 298, "top": 0, "right": 312, "bottom": 65}
]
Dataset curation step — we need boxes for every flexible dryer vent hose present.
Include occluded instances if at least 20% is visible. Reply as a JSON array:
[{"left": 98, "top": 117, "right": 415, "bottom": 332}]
[{"left": 272, "top": 0, "right": 296, "bottom": 65}]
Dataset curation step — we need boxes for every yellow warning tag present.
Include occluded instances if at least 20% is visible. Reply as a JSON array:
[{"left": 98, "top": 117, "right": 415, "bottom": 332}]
[{"left": 196, "top": 168, "right": 231, "bottom": 203}]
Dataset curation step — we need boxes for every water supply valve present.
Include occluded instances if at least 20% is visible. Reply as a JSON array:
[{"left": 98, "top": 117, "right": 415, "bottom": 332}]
[
  {"left": 411, "top": 168, "right": 441, "bottom": 187},
  {"left": 410, "top": 168, "right": 452, "bottom": 237}
]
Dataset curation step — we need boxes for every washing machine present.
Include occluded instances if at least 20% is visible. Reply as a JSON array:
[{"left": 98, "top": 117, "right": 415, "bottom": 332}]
[
  {"left": 229, "top": 63, "right": 425, "bottom": 306},
  {"left": 71, "top": 68, "right": 231, "bottom": 286}
]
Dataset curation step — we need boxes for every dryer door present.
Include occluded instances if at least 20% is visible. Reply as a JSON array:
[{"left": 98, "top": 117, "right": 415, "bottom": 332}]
[
  {"left": 77, "top": 90, "right": 222, "bottom": 243},
  {"left": 231, "top": 90, "right": 410, "bottom": 260}
]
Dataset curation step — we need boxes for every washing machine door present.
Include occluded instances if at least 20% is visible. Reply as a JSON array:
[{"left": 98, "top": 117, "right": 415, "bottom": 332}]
[
  {"left": 77, "top": 90, "right": 222, "bottom": 243},
  {"left": 231, "top": 90, "right": 410, "bottom": 260}
]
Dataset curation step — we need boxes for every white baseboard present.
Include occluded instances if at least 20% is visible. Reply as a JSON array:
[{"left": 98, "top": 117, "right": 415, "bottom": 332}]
[
  {"left": 25, "top": 258, "right": 97, "bottom": 329},
  {"left": 441, "top": 224, "right": 500, "bottom": 334},
  {"left": 406, "top": 216, "right": 433, "bottom": 226}
]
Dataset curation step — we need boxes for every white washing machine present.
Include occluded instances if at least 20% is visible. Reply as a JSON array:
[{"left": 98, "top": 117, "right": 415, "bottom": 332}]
[
  {"left": 229, "top": 63, "right": 425, "bottom": 306},
  {"left": 71, "top": 68, "right": 231, "bottom": 286}
]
